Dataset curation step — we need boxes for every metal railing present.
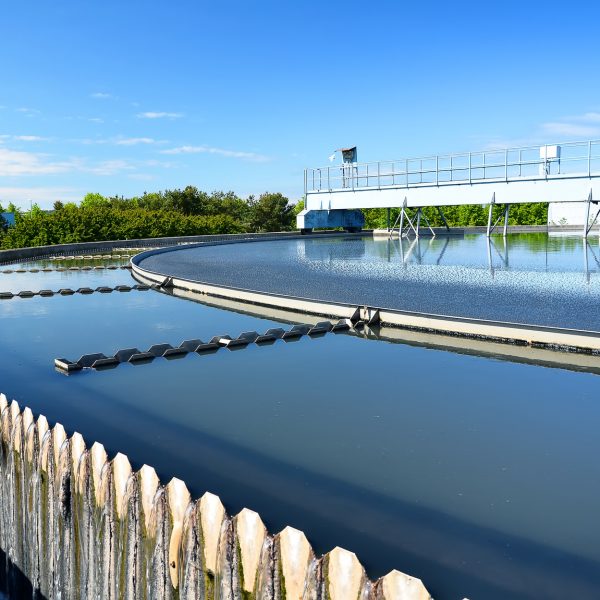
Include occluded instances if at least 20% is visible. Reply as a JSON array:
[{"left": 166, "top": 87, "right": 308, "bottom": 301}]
[{"left": 305, "top": 140, "right": 600, "bottom": 194}]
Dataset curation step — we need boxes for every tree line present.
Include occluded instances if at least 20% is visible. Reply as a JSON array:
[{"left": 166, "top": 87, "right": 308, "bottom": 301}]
[
  {"left": 1, "top": 188, "right": 548, "bottom": 249},
  {"left": 0, "top": 188, "right": 296, "bottom": 249},
  {"left": 360, "top": 202, "right": 548, "bottom": 229}
]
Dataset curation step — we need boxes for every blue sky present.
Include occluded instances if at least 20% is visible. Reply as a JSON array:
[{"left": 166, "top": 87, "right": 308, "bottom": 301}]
[{"left": 1, "top": 0, "right": 599, "bottom": 209}]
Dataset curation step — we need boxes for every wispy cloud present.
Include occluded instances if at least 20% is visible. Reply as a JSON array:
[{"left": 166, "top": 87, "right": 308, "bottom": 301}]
[
  {"left": 0, "top": 148, "right": 71, "bottom": 176},
  {"left": 128, "top": 173, "right": 156, "bottom": 181},
  {"left": 0, "top": 186, "right": 84, "bottom": 210},
  {"left": 88, "top": 117, "right": 104, "bottom": 123},
  {"left": 90, "top": 92, "right": 113, "bottom": 99},
  {"left": 0, "top": 146, "right": 141, "bottom": 178},
  {"left": 136, "top": 111, "right": 183, "bottom": 119},
  {"left": 83, "top": 160, "right": 135, "bottom": 176},
  {"left": 13, "top": 135, "right": 49, "bottom": 142},
  {"left": 76, "top": 136, "right": 165, "bottom": 146},
  {"left": 0, "top": 135, "right": 49, "bottom": 142},
  {"left": 160, "top": 145, "right": 270, "bottom": 162},
  {"left": 16, "top": 107, "right": 41, "bottom": 116},
  {"left": 482, "top": 111, "right": 600, "bottom": 150},
  {"left": 541, "top": 112, "right": 600, "bottom": 139},
  {"left": 115, "top": 137, "right": 160, "bottom": 146}
]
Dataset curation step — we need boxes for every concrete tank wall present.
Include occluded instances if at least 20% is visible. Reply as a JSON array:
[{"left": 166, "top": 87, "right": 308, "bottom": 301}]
[{"left": 0, "top": 393, "right": 431, "bottom": 600}]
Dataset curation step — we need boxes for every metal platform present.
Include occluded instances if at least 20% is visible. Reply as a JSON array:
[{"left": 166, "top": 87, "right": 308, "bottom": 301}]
[{"left": 302, "top": 140, "right": 600, "bottom": 237}]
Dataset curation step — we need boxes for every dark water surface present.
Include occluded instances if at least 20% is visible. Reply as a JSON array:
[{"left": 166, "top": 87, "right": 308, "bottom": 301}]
[
  {"left": 140, "top": 233, "right": 600, "bottom": 330},
  {"left": 1, "top": 242, "right": 600, "bottom": 599}
]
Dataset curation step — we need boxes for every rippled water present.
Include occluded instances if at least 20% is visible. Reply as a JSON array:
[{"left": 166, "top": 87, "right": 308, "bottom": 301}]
[
  {"left": 140, "top": 233, "right": 600, "bottom": 330},
  {"left": 2, "top": 239, "right": 600, "bottom": 600}
]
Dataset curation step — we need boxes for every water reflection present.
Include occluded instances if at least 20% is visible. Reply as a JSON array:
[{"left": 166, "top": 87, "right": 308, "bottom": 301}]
[
  {"left": 377, "top": 233, "right": 600, "bottom": 278},
  {"left": 140, "top": 234, "right": 600, "bottom": 330}
]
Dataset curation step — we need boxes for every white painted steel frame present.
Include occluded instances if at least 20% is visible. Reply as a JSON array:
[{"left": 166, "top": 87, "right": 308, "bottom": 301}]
[{"left": 306, "top": 140, "right": 600, "bottom": 196}]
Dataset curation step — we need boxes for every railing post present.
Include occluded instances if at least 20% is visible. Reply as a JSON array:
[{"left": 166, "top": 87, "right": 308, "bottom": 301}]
[
  {"left": 469, "top": 152, "right": 471, "bottom": 184},
  {"left": 377, "top": 161, "right": 380, "bottom": 189},
  {"left": 328, "top": 166, "right": 330, "bottom": 191},
  {"left": 436, "top": 155, "right": 439, "bottom": 186},
  {"left": 405, "top": 159, "right": 408, "bottom": 188},
  {"left": 505, "top": 149, "right": 508, "bottom": 182},
  {"left": 589, "top": 140, "right": 592, "bottom": 177},
  {"left": 304, "top": 169, "right": 307, "bottom": 196}
]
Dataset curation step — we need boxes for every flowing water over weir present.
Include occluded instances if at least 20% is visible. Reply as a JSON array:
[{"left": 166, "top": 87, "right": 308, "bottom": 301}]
[{"left": 0, "top": 393, "right": 429, "bottom": 600}]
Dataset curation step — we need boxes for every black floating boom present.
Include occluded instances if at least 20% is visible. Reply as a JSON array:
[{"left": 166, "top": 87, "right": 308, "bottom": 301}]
[
  {"left": 0, "top": 284, "right": 151, "bottom": 300},
  {"left": 54, "top": 320, "right": 352, "bottom": 373}
]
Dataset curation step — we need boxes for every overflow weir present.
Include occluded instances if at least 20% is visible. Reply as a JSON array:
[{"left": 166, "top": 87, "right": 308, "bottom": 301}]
[{"left": 0, "top": 393, "right": 430, "bottom": 599}]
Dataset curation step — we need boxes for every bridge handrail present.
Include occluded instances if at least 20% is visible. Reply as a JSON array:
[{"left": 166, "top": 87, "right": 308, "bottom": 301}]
[{"left": 305, "top": 139, "right": 600, "bottom": 193}]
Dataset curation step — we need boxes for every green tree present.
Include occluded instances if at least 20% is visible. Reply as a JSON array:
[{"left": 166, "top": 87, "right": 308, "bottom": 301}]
[
  {"left": 81, "top": 192, "right": 109, "bottom": 208},
  {"left": 247, "top": 192, "right": 294, "bottom": 232}
]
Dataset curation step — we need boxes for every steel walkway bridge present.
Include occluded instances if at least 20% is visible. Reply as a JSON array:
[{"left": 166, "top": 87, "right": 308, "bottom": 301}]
[{"left": 297, "top": 140, "right": 600, "bottom": 237}]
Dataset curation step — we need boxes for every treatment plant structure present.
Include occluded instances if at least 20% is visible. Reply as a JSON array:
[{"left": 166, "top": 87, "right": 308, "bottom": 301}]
[{"left": 297, "top": 139, "right": 600, "bottom": 236}]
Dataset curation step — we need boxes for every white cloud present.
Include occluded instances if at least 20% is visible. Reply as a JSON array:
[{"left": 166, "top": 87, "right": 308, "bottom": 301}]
[
  {"left": 115, "top": 137, "right": 159, "bottom": 146},
  {"left": 136, "top": 111, "right": 183, "bottom": 119},
  {"left": 578, "top": 112, "right": 600, "bottom": 123},
  {"left": 541, "top": 122, "right": 600, "bottom": 138},
  {"left": 0, "top": 148, "right": 72, "bottom": 176},
  {"left": 82, "top": 160, "right": 136, "bottom": 176},
  {"left": 16, "top": 107, "right": 40, "bottom": 116},
  {"left": 90, "top": 92, "right": 113, "bottom": 99},
  {"left": 160, "top": 145, "right": 270, "bottom": 162},
  {"left": 0, "top": 186, "right": 82, "bottom": 209},
  {"left": 128, "top": 173, "right": 156, "bottom": 181},
  {"left": 541, "top": 111, "right": 600, "bottom": 139},
  {"left": 88, "top": 117, "right": 104, "bottom": 123},
  {"left": 13, "top": 135, "right": 49, "bottom": 142},
  {"left": 0, "top": 146, "right": 139, "bottom": 178}
]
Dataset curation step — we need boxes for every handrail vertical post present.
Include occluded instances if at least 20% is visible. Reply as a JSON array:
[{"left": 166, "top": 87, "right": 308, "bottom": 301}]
[
  {"left": 436, "top": 155, "right": 439, "bottom": 186},
  {"left": 378, "top": 161, "right": 380, "bottom": 189},
  {"left": 328, "top": 166, "right": 330, "bottom": 191},
  {"left": 505, "top": 149, "right": 508, "bottom": 182},
  {"left": 589, "top": 140, "right": 592, "bottom": 177},
  {"left": 469, "top": 152, "right": 471, "bottom": 184},
  {"left": 405, "top": 158, "right": 408, "bottom": 188}
]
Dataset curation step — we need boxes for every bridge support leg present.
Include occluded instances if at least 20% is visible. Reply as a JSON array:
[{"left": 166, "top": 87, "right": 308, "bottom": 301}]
[
  {"left": 437, "top": 206, "right": 450, "bottom": 232},
  {"left": 488, "top": 194, "right": 511, "bottom": 237},
  {"left": 583, "top": 189, "right": 599, "bottom": 238},
  {"left": 486, "top": 193, "right": 496, "bottom": 237},
  {"left": 387, "top": 208, "right": 391, "bottom": 232}
]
